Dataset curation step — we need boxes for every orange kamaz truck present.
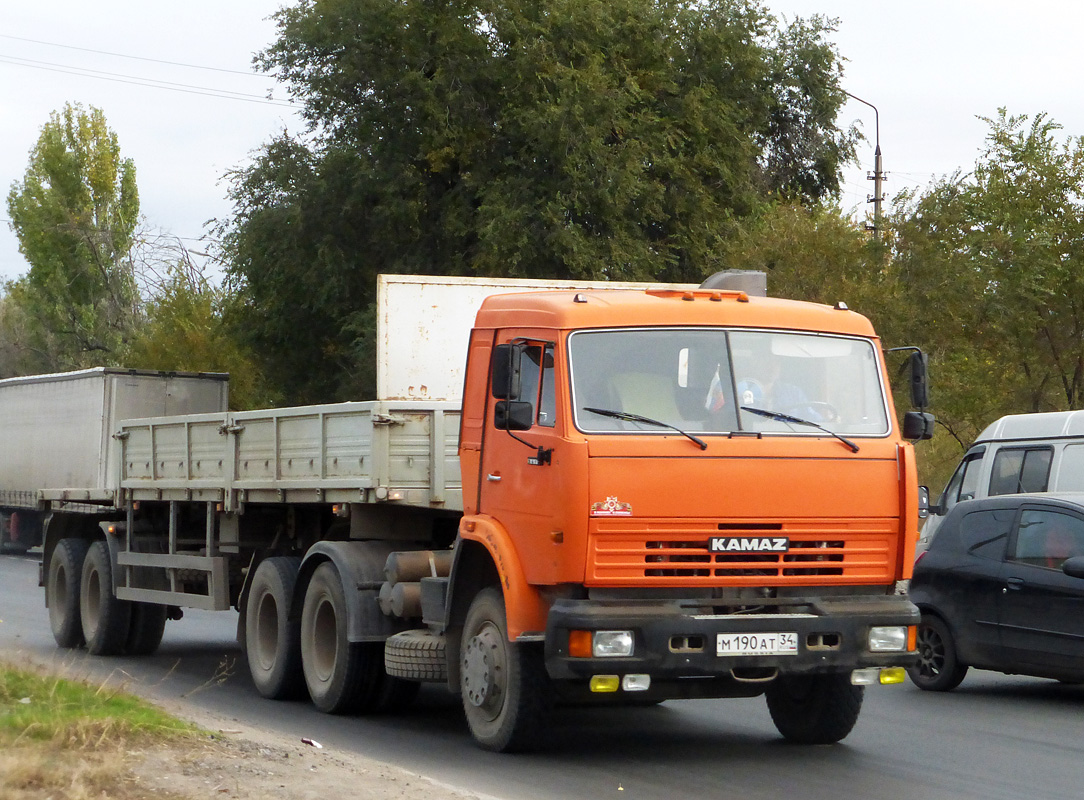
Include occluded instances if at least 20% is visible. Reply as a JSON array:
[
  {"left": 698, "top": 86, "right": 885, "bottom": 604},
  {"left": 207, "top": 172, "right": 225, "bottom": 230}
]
[{"left": 29, "top": 273, "right": 932, "bottom": 752}]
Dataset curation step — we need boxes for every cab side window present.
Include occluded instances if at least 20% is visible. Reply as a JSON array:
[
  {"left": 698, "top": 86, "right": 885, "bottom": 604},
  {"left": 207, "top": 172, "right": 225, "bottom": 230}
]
[
  {"left": 491, "top": 342, "right": 555, "bottom": 429},
  {"left": 939, "top": 450, "right": 984, "bottom": 513},
  {"left": 1011, "top": 509, "right": 1084, "bottom": 569},
  {"left": 989, "top": 447, "right": 1052, "bottom": 496}
]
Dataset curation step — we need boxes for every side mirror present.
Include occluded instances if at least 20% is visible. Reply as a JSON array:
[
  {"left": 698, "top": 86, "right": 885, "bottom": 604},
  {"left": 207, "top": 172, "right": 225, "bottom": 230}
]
[
  {"left": 494, "top": 400, "right": 533, "bottom": 431},
  {"left": 917, "top": 486, "right": 930, "bottom": 520},
  {"left": 903, "top": 411, "right": 935, "bottom": 441},
  {"left": 909, "top": 351, "right": 929, "bottom": 409},
  {"left": 1063, "top": 556, "right": 1084, "bottom": 580},
  {"left": 491, "top": 344, "right": 522, "bottom": 400}
]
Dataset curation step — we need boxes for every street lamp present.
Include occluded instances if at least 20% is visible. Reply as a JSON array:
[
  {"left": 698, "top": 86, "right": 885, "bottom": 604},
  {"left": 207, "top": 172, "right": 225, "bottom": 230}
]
[{"left": 844, "top": 91, "right": 885, "bottom": 235}]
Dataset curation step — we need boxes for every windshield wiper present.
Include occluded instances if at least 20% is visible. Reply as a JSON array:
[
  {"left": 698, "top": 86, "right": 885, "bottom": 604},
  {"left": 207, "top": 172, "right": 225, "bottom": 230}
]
[
  {"left": 740, "top": 406, "right": 860, "bottom": 453},
  {"left": 584, "top": 407, "right": 707, "bottom": 451}
]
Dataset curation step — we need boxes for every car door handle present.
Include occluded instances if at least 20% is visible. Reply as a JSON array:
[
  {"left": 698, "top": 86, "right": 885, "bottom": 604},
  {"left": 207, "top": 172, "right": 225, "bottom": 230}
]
[
  {"left": 1004, "top": 576, "right": 1025, "bottom": 592},
  {"left": 487, "top": 473, "right": 502, "bottom": 482}
]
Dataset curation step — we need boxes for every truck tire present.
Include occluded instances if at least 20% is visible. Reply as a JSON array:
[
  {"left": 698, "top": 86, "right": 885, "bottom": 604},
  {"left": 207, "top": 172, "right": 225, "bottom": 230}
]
[
  {"left": 908, "top": 614, "right": 968, "bottom": 692},
  {"left": 765, "top": 671, "right": 863, "bottom": 745},
  {"left": 80, "top": 540, "right": 133, "bottom": 656},
  {"left": 246, "top": 556, "right": 305, "bottom": 699},
  {"left": 300, "top": 561, "right": 383, "bottom": 713},
  {"left": 460, "top": 587, "right": 550, "bottom": 752},
  {"left": 47, "top": 537, "right": 91, "bottom": 648},
  {"left": 126, "top": 602, "right": 168, "bottom": 656},
  {"left": 385, "top": 629, "right": 447, "bottom": 682}
]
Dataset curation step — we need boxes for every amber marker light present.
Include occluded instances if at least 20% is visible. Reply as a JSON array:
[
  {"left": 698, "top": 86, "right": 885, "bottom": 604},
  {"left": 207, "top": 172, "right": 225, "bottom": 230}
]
[
  {"left": 907, "top": 625, "right": 917, "bottom": 651},
  {"left": 569, "top": 630, "right": 593, "bottom": 658}
]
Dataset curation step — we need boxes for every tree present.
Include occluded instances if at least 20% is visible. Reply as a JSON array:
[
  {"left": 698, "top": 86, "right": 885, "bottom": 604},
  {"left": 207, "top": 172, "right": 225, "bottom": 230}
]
[
  {"left": 6, "top": 103, "right": 140, "bottom": 370},
  {"left": 122, "top": 265, "right": 279, "bottom": 411},
  {"left": 223, "top": 0, "right": 856, "bottom": 403},
  {"left": 888, "top": 110, "right": 1084, "bottom": 476}
]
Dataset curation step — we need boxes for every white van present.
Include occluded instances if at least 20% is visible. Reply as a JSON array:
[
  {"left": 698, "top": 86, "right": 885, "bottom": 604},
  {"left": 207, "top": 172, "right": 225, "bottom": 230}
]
[{"left": 920, "top": 410, "right": 1084, "bottom": 547}]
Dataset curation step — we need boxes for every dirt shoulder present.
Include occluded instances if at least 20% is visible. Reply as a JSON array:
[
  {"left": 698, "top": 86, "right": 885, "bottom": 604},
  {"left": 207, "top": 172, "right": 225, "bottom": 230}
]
[{"left": 127, "top": 702, "right": 489, "bottom": 800}]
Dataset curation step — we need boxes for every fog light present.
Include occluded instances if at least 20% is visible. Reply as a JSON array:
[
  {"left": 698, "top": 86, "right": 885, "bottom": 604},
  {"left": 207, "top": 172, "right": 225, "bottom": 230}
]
[
  {"left": 622, "top": 674, "right": 651, "bottom": 692},
  {"left": 868, "top": 626, "right": 908, "bottom": 652},
  {"left": 851, "top": 668, "right": 880, "bottom": 686},
  {"left": 593, "top": 630, "right": 634, "bottom": 658},
  {"left": 879, "top": 667, "right": 906, "bottom": 685},
  {"left": 590, "top": 675, "right": 620, "bottom": 693}
]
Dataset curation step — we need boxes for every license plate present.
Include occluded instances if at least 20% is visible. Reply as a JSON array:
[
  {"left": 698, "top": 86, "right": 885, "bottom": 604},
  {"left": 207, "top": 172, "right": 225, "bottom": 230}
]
[{"left": 717, "top": 631, "right": 798, "bottom": 656}]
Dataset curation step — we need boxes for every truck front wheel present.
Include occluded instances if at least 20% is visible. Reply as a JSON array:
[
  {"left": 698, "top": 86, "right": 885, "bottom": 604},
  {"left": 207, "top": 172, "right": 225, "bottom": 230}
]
[
  {"left": 460, "top": 587, "right": 549, "bottom": 752},
  {"left": 765, "top": 671, "right": 863, "bottom": 744},
  {"left": 47, "top": 537, "right": 90, "bottom": 648},
  {"left": 80, "top": 540, "right": 133, "bottom": 656},
  {"left": 246, "top": 557, "right": 304, "bottom": 699},
  {"left": 300, "top": 561, "right": 382, "bottom": 713}
]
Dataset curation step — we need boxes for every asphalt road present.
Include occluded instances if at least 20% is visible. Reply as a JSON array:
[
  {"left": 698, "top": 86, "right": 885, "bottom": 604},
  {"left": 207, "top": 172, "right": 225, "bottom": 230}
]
[{"left": 2, "top": 552, "right": 1083, "bottom": 800}]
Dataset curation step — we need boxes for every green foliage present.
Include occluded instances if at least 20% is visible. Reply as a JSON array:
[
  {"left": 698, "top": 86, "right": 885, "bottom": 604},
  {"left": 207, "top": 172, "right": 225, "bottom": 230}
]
[
  {"left": 0, "top": 663, "right": 194, "bottom": 745},
  {"left": 123, "top": 268, "right": 280, "bottom": 410},
  {"left": 5, "top": 103, "right": 140, "bottom": 370},
  {"left": 889, "top": 110, "right": 1084, "bottom": 455},
  {"left": 223, "top": 0, "right": 855, "bottom": 403}
]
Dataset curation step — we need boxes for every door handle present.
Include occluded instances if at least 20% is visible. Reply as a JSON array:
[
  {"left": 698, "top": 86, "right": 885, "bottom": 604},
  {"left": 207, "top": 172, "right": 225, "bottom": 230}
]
[
  {"left": 1005, "top": 576, "right": 1025, "bottom": 591},
  {"left": 487, "top": 473, "right": 502, "bottom": 482}
]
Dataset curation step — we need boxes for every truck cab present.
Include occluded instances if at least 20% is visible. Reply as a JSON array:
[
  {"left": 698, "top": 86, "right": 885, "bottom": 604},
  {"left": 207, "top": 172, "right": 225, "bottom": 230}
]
[{"left": 452, "top": 287, "right": 925, "bottom": 749}]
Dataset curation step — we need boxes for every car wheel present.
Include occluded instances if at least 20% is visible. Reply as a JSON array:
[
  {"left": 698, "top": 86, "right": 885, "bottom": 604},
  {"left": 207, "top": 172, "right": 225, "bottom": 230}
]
[{"left": 909, "top": 614, "right": 968, "bottom": 692}]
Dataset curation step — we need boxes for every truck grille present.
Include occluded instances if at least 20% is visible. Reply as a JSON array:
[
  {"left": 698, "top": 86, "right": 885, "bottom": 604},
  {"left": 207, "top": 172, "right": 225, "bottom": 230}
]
[{"left": 589, "top": 519, "right": 897, "bottom": 585}]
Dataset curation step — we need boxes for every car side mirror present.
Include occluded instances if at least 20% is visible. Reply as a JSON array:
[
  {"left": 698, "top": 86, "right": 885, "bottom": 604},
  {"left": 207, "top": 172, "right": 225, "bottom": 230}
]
[
  {"left": 918, "top": 486, "right": 930, "bottom": 520},
  {"left": 1062, "top": 556, "right": 1084, "bottom": 580},
  {"left": 903, "top": 411, "right": 935, "bottom": 441},
  {"left": 494, "top": 400, "right": 533, "bottom": 431}
]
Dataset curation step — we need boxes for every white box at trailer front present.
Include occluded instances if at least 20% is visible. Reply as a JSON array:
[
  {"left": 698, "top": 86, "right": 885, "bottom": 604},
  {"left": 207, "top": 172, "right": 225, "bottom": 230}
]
[
  {"left": 376, "top": 274, "right": 697, "bottom": 402},
  {"left": 0, "top": 368, "right": 228, "bottom": 504}
]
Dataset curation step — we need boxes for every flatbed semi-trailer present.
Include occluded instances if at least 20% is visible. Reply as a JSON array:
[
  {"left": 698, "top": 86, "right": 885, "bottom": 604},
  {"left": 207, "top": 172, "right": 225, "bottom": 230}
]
[{"left": 29, "top": 273, "right": 932, "bottom": 751}]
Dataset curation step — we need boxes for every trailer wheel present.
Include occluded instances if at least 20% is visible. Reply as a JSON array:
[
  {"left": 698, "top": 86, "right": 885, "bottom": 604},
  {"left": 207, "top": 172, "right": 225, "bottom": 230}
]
[
  {"left": 80, "top": 540, "right": 133, "bottom": 656},
  {"left": 126, "top": 602, "right": 168, "bottom": 656},
  {"left": 765, "top": 671, "right": 863, "bottom": 744},
  {"left": 300, "top": 562, "right": 382, "bottom": 713},
  {"left": 47, "top": 537, "right": 90, "bottom": 648},
  {"left": 246, "top": 557, "right": 305, "bottom": 699},
  {"left": 460, "top": 587, "right": 550, "bottom": 752}
]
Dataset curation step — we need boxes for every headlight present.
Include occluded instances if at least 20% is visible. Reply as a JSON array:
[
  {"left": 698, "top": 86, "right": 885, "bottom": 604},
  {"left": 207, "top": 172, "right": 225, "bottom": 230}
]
[
  {"left": 868, "top": 626, "right": 908, "bottom": 652},
  {"left": 593, "top": 630, "right": 634, "bottom": 657}
]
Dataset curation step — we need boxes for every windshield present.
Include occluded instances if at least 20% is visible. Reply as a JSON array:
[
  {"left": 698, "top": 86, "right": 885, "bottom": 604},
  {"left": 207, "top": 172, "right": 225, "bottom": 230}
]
[{"left": 569, "top": 328, "right": 890, "bottom": 437}]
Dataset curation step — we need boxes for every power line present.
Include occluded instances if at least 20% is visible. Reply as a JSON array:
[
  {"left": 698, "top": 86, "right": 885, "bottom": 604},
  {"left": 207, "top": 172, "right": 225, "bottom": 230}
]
[
  {"left": 0, "top": 54, "right": 298, "bottom": 109},
  {"left": 0, "top": 33, "right": 270, "bottom": 78}
]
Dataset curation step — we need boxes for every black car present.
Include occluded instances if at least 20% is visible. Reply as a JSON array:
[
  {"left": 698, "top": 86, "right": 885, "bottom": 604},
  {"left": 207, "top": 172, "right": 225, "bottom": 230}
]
[{"left": 908, "top": 493, "right": 1084, "bottom": 690}]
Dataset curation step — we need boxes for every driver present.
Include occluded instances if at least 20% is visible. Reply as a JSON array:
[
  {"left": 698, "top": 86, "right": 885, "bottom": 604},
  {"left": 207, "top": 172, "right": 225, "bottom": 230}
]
[{"left": 739, "top": 358, "right": 833, "bottom": 423}]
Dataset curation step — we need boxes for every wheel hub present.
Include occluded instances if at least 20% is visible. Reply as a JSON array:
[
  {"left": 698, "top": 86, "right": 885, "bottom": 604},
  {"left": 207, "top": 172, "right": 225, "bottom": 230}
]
[{"left": 462, "top": 622, "right": 505, "bottom": 713}]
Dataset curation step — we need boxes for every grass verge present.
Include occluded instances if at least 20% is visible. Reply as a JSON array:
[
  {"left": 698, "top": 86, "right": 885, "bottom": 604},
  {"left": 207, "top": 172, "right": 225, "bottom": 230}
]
[{"left": 0, "top": 659, "right": 200, "bottom": 799}]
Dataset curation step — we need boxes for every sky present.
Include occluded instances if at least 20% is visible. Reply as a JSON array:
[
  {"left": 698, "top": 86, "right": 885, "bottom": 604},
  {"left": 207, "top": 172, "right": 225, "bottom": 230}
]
[{"left": 3, "top": 1, "right": 1084, "bottom": 283}]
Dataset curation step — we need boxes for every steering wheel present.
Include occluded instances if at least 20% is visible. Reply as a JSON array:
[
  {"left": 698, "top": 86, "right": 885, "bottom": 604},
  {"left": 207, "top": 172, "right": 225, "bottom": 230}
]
[{"left": 780, "top": 401, "right": 840, "bottom": 423}]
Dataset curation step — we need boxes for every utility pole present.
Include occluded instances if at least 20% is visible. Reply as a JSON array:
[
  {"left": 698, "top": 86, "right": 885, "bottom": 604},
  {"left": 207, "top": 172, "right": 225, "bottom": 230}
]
[{"left": 844, "top": 91, "right": 885, "bottom": 236}]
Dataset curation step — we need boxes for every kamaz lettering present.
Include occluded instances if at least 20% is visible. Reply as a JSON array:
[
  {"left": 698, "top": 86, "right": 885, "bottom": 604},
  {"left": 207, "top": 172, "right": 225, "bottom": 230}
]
[{"left": 709, "top": 536, "right": 790, "bottom": 553}]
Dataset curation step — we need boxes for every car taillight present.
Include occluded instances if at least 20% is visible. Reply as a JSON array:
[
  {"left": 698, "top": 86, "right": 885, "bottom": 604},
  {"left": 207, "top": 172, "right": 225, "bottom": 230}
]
[{"left": 914, "top": 550, "right": 927, "bottom": 565}]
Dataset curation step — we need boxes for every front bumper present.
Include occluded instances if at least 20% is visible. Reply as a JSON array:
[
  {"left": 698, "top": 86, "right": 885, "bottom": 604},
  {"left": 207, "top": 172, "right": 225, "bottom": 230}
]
[{"left": 543, "top": 594, "right": 919, "bottom": 682}]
